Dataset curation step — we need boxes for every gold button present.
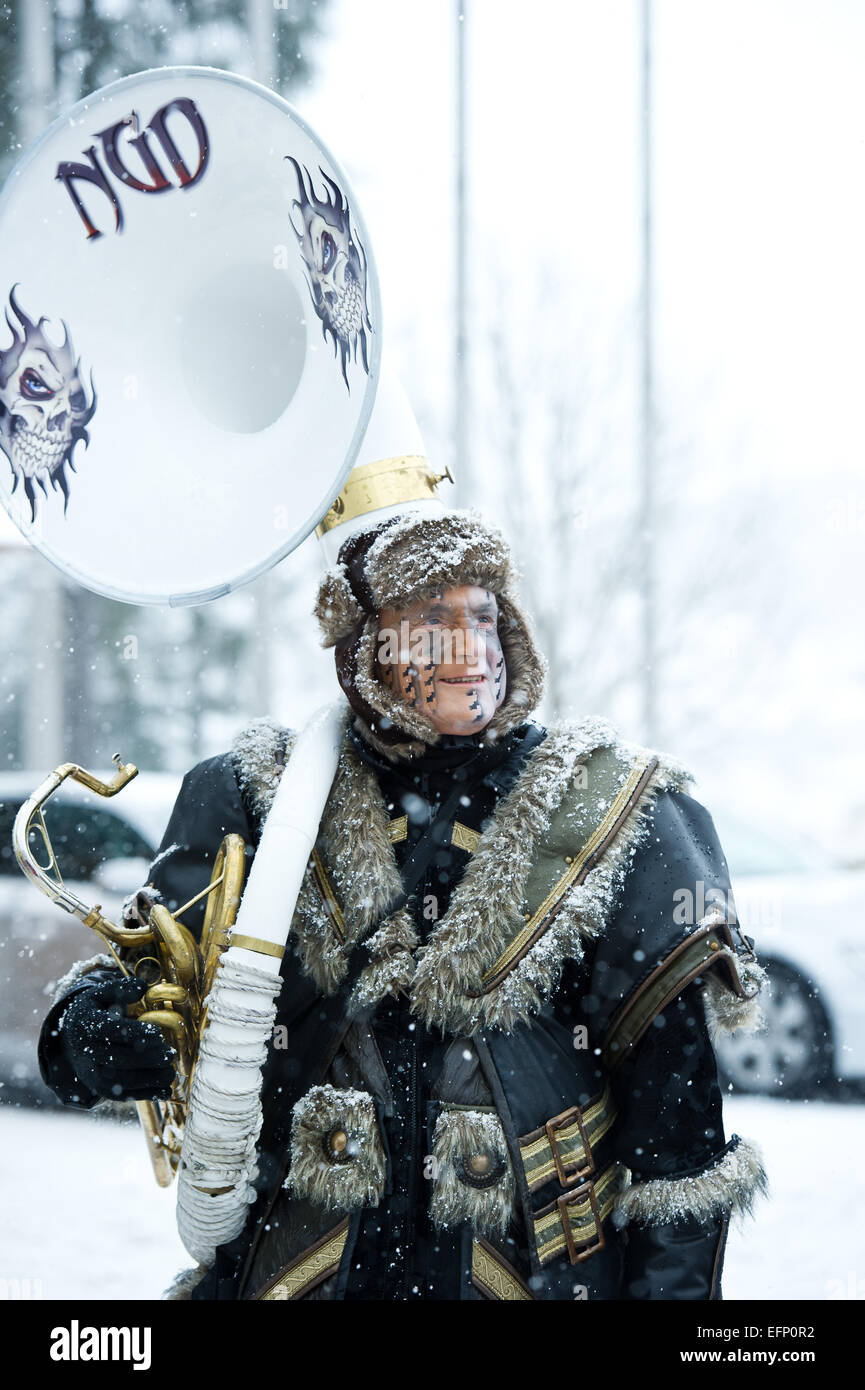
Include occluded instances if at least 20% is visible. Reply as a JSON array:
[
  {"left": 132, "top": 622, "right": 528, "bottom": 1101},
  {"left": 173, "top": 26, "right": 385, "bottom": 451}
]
[
  {"left": 564, "top": 855, "right": 573, "bottom": 864},
  {"left": 467, "top": 1153, "right": 491, "bottom": 1175},
  {"left": 708, "top": 940, "right": 719, "bottom": 951},
  {"left": 329, "top": 1128, "right": 348, "bottom": 1155},
  {"left": 524, "top": 911, "right": 531, "bottom": 921}
]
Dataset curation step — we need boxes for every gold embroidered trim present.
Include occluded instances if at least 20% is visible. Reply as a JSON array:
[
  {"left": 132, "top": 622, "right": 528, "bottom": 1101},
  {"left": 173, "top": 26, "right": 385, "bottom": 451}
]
[
  {"left": 388, "top": 816, "right": 479, "bottom": 853},
  {"left": 257, "top": 1219, "right": 349, "bottom": 1300},
  {"left": 309, "top": 849, "right": 347, "bottom": 944},
  {"left": 388, "top": 816, "right": 408, "bottom": 843},
  {"left": 471, "top": 1238, "right": 534, "bottom": 1300},
  {"left": 519, "top": 1085, "right": 617, "bottom": 1191},
  {"left": 479, "top": 757, "right": 655, "bottom": 988},
  {"left": 451, "top": 821, "right": 480, "bottom": 854}
]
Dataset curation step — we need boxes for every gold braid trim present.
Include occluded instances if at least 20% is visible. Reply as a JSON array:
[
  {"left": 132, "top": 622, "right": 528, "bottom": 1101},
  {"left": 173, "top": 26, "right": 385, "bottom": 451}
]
[
  {"left": 256, "top": 1219, "right": 350, "bottom": 1301},
  {"left": 478, "top": 756, "right": 656, "bottom": 988},
  {"left": 471, "top": 1238, "right": 534, "bottom": 1301}
]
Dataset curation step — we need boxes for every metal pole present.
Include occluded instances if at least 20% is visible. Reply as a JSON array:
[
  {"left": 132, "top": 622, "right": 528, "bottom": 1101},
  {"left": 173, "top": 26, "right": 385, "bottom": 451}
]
[
  {"left": 455, "top": 1, "right": 469, "bottom": 496},
  {"left": 638, "top": 0, "right": 657, "bottom": 745},
  {"left": 19, "top": 0, "right": 64, "bottom": 768},
  {"left": 247, "top": 0, "right": 276, "bottom": 90},
  {"left": 19, "top": 0, "right": 54, "bottom": 145}
]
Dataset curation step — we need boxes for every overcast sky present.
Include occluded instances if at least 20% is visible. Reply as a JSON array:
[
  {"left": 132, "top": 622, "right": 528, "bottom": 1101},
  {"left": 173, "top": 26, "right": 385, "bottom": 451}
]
[{"left": 294, "top": 0, "right": 865, "bottom": 856}]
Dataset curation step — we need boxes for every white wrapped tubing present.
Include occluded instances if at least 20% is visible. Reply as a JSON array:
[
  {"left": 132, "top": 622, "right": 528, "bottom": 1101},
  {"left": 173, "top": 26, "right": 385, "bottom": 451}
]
[
  {"left": 176, "top": 701, "right": 345, "bottom": 1265},
  {"left": 176, "top": 956, "right": 282, "bottom": 1261}
]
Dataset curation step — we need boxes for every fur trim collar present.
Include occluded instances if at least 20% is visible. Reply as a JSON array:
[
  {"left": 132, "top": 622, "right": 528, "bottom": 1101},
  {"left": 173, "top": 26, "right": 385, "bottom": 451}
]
[
  {"left": 408, "top": 721, "right": 691, "bottom": 1034},
  {"left": 232, "top": 710, "right": 413, "bottom": 1005},
  {"left": 231, "top": 714, "right": 691, "bottom": 1036},
  {"left": 231, "top": 717, "right": 292, "bottom": 827}
]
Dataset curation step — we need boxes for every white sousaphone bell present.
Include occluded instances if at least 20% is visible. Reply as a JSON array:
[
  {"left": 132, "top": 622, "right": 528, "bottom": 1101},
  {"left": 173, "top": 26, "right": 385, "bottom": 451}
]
[{"left": 1, "top": 65, "right": 451, "bottom": 1263}]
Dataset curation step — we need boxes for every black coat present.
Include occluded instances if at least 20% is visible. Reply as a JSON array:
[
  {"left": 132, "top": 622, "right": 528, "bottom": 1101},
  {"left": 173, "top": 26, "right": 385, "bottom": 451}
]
[{"left": 40, "top": 716, "right": 764, "bottom": 1301}]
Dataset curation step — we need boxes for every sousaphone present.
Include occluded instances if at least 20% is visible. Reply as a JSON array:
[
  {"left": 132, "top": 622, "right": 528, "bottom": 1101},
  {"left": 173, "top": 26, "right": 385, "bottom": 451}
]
[
  {"left": 0, "top": 65, "right": 384, "bottom": 603},
  {"left": 3, "top": 66, "right": 450, "bottom": 1260}
]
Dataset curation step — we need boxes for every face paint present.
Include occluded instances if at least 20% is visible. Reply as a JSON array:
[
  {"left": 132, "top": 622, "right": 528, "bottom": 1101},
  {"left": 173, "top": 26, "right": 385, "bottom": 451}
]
[{"left": 376, "top": 585, "right": 507, "bottom": 736}]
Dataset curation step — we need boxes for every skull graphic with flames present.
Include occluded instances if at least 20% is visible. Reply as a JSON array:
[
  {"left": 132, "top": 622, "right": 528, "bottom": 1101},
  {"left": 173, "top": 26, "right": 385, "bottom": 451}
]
[
  {"left": 0, "top": 287, "right": 96, "bottom": 521},
  {"left": 286, "top": 157, "right": 372, "bottom": 392}
]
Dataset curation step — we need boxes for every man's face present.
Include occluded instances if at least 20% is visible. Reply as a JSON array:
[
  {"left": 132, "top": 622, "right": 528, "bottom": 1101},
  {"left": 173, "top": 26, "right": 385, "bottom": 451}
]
[{"left": 376, "top": 584, "right": 507, "bottom": 736}]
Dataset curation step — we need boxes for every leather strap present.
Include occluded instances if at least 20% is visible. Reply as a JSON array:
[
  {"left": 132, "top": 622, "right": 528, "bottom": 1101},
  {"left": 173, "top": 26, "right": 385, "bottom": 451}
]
[
  {"left": 601, "top": 917, "right": 754, "bottom": 1072},
  {"left": 532, "top": 1162, "right": 626, "bottom": 1267},
  {"left": 518, "top": 1085, "right": 617, "bottom": 1192}
]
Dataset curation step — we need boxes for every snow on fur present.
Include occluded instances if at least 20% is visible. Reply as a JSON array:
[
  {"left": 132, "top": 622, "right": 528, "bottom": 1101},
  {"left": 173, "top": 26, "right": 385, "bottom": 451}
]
[
  {"left": 407, "top": 717, "right": 694, "bottom": 1034},
  {"left": 701, "top": 955, "right": 769, "bottom": 1041},
  {"left": 611, "top": 1134, "right": 769, "bottom": 1229},
  {"left": 284, "top": 1084, "right": 386, "bottom": 1211},
  {"left": 313, "top": 562, "right": 365, "bottom": 647},
  {"left": 346, "top": 906, "right": 420, "bottom": 1015},
  {"left": 429, "top": 1107, "right": 516, "bottom": 1239},
  {"left": 229, "top": 709, "right": 762, "bottom": 1041},
  {"left": 51, "top": 952, "right": 117, "bottom": 1007},
  {"left": 230, "top": 717, "right": 294, "bottom": 826},
  {"left": 162, "top": 1264, "right": 211, "bottom": 1300},
  {"left": 313, "top": 509, "right": 547, "bottom": 762},
  {"left": 362, "top": 508, "right": 517, "bottom": 612}
]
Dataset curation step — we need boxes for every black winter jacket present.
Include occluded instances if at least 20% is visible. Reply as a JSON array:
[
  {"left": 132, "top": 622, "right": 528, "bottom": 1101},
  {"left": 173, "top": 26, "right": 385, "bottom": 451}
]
[{"left": 39, "top": 713, "right": 768, "bottom": 1301}]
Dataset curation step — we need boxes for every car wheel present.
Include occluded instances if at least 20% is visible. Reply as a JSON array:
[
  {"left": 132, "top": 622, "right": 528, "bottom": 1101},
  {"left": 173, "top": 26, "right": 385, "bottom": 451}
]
[{"left": 713, "top": 957, "right": 834, "bottom": 1098}]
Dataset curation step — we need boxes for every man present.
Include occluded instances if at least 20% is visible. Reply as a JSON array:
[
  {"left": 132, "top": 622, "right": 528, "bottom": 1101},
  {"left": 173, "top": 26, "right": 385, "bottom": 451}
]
[{"left": 39, "top": 508, "right": 768, "bottom": 1300}]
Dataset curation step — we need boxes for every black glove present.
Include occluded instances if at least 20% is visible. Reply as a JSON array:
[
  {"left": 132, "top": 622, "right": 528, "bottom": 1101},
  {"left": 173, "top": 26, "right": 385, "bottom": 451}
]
[{"left": 60, "top": 973, "right": 176, "bottom": 1103}]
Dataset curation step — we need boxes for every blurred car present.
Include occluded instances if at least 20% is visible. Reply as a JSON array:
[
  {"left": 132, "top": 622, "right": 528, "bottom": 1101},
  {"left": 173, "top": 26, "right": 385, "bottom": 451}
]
[
  {"left": 708, "top": 812, "right": 865, "bottom": 1097},
  {"left": 0, "top": 769, "right": 179, "bottom": 1105}
]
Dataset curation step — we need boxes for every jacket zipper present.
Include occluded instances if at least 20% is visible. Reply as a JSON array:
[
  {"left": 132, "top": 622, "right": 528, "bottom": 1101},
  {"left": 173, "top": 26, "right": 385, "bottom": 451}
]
[
  {"left": 400, "top": 776, "right": 435, "bottom": 1298},
  {"left": 401, "top": 1013, "right": 420, "bottom": 1299}
]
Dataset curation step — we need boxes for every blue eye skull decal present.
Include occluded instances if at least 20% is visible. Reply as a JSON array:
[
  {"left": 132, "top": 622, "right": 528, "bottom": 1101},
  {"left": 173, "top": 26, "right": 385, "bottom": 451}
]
[
  {"left": 0, "top": 286, "right": 96, "bottom": 521},
  {"left": 286, "top": 157, "right": 372, "bottom": 393}
]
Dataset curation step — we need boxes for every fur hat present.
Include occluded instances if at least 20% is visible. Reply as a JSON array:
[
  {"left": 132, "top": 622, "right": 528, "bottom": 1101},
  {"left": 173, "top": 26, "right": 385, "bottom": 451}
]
[{"left": 313, "top": 510, "right": 547, "bottom": 759}]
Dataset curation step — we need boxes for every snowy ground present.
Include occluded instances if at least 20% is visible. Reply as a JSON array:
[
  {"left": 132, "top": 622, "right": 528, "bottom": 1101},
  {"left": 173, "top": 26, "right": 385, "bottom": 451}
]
[{"left": 0, "top": 1094, "right": 862, "bottom": 1300}]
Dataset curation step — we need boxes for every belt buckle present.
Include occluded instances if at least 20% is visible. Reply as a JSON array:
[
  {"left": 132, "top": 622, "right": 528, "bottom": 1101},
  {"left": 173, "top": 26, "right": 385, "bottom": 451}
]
[
  {"left": 544, "top": 1104, "right": 594, "bottom": 1186},
  {"left": 557, "top": 1181, "right": 605, "bottom": 1266}
]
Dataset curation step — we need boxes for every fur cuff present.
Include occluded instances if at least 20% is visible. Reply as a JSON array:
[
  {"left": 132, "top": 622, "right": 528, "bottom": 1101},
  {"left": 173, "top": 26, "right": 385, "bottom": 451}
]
[
  {"left": 51, "top": 953, "right": 118, "bottom": 1007},
  {"left": 429, "top": 1108, "right": 516, "bottom": 1239},
  {"left": 284, "top": 1085, "right": 386, "bottom": 1212},
  {"left": 611, "top": 1135, "right": 769, "bottom": 1230},
  {"left": 121, "top": 882, "right": 164, "bottom": 927},
  {"left": 162, "top": 1264, "right": 211, "bottom": 1300},
  {"left": 701, "top": 953, "right": 769, "bottom": 1043}
]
